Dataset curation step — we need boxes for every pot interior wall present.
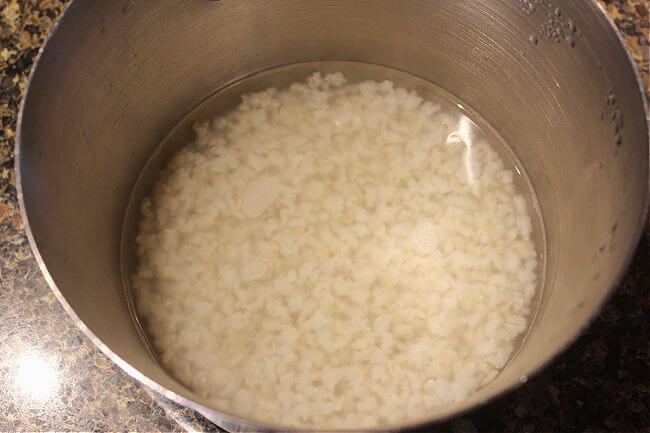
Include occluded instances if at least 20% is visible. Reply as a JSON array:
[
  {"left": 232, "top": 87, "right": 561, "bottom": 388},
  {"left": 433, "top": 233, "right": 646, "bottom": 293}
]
[{"left": 18, "top": 0, "right": 647, "bottom": 429}]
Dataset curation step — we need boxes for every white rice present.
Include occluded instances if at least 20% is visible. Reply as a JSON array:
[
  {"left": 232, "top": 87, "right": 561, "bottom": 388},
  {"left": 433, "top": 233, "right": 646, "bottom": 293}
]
[{"left": 133, "top": 72, "right": 538, "bottom": 429}]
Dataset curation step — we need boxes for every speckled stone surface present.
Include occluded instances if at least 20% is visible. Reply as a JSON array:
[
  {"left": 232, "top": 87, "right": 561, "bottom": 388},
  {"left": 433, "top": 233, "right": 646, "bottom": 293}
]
[{"left": 0, "top": 1, "right": 647, "bottom": 432}]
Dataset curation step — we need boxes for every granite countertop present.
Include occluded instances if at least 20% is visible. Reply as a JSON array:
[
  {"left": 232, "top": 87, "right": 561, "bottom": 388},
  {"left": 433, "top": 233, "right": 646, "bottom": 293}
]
[{"left": 0, "top": 1, "right": 648, "bottom": 432}]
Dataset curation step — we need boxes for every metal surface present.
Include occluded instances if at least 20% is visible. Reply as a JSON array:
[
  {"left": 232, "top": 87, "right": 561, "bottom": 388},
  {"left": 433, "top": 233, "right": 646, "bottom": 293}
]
[{"left": 16, "top": 0, "right": 648, "bottom": 431}]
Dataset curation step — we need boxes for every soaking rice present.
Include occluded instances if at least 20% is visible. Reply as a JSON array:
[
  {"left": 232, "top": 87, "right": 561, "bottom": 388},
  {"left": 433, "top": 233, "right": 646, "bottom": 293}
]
[{"left": 132, "top": 72, "right": 538, "bottom": 429}]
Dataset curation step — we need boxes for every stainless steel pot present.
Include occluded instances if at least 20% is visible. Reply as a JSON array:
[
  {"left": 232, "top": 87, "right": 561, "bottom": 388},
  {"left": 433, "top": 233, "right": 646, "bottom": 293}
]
[{"left": 16, "top": 1, "right": 648, "bottom": 431}]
